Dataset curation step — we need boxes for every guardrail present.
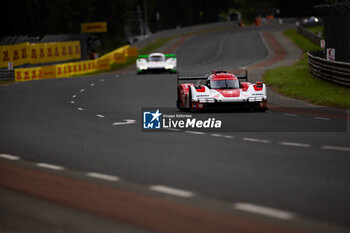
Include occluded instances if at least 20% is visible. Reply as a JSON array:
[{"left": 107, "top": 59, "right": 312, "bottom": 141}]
[
  {"left": 297, "top": 26, "right": 323, "bottom": 45},
  {"left": 308, "top": 50, "right": 350, "bottom": 88},
  {"left": 0, "top": 69, "right": 15, "bottom": 81}
]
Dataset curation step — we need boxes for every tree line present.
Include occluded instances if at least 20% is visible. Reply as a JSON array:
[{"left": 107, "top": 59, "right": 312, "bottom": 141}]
[{"left": 1, "top": 0, "right": 347, "bottom": 48}]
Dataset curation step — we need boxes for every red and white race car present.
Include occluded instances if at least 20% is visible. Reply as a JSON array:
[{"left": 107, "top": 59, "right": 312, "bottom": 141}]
[{"left": 177, "top": 71, "right": 267, "bottom": 111}]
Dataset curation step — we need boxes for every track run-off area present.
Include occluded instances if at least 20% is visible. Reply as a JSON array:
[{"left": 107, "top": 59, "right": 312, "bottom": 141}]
[{"left": 1, "top": 24, "right": 349, "bottom": 233}]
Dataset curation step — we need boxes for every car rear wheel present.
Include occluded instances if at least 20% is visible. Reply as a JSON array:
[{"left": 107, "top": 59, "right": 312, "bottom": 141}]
[
  {"left": 177, "top": 88, "right": 184, "bottom": 111},
  {"left": 188, "top": 89, "right": 195, "bottom": 112}
]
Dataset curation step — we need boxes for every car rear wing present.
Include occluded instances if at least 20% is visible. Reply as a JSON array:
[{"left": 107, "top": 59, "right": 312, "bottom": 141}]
[
  {"left": 177, "top": 73, "right": 207, "bottom": 86},
  {"left": 138, "top": 55, "right": 149, "bottom": 58},
  {"left": 138, "top": 54, "right": 176, "bottom": 59},
  {"left": 236, "top": 70, "right": 248, "bottom": 82}
]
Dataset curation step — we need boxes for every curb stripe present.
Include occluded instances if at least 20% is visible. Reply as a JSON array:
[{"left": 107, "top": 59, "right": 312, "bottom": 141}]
[
  {"left": 313, "top": 117, "right": 330, "bottom": 120},
  {"left": 150, "top": 185, "right": 194, "bottom": 198},
  {"left": 37, "top": 163, "right": 64, "bottom": 170},
  {"left": 185, "top": 131, "right": 205, "bottom": 135},
  {"left": 279, "top": 142, "right": 310, "bottom": 148},
  {"left": 86, "top": 172, "right": 119, "bottom": 181},
  {"left": 0, "top": 154, "right": 20, "bottom": 160},
  {"left": 243, "top": 138, "right": 270, "bottom": 143},
  {"left": 321, "top": 145, "right": 350, "bottom": 152},
  {"left": 234, "top": 203, "right": 295, "bottom": 220}
]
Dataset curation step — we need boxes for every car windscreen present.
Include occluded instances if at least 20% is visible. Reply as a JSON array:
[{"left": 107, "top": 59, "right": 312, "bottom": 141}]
[
  {"left": 148, "top": 56, "right": 165, "bottom": 62},
  {"left": 210, "top": 79, "right": 239, "bottom": 89}
]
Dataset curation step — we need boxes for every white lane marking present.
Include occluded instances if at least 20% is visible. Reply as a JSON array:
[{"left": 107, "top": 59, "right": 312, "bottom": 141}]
[
  {"left": 284, "top": 113, "right": 297, "bottom": 117},
  {"left": 86, "top": 172, "right": 119, "bottom": 181},
  {"left": 234, "top": 203, "right": 295, "bottom": 220},
  {"left": 279, "top": 142, "right": 310, "bottom": 148},
  {"left": 243, "top": 137, "right": 270, "bottom": 143},
  {"left": 90, "top": 83, "right": 95, "bottom": 86},
  {"left": 223, "top": 135, "right": 235, "bottom": 139},
  {"left": 239, "top": 66, "right": 248, "bottom": 69},
  {"left": 167, "top": 128, "right": 180, "bottom": 132},
  {"left": 70, "top": 101, "right": 75, "bottom": 104},
  {"left": 314, "top": 117, "right": 330, "bottom": 120},
  {"left": 0, "top": 154, "right": 20, "bottom": 160},
  {"left": 211, "top": 133, "right": 224, "bottom": 137},
  {"left": 115, "top": 75, "right": 120, "bottom": 78},
  {"left": 100, "top": 79, "right": 105, "bottom": 82},
  {"left": 321, "top": 145, "right": 350, "bottom": 152},
  {"left": 80, "top": 89, "right": 85, "bottom": 92},
  {"left": 112, "top": 119, "right": 136, "bottom": 125},
  {"left": 37, "top": 163, "right": 64, "bottom": 170},
  {"left": 97, "top": 114, "right": 105, "bottom": 118},
  {"left": 77, "top": 108, "right": 84, "bottom": 111},
  {"left": 185, "top": 130, "right": 205, "bottom": 135},
  {"left": 72, "top": 95, "right": 76, "bottom": 98},
  {"left": 149, "top": 185, "right": 194, "bottom": 198}
]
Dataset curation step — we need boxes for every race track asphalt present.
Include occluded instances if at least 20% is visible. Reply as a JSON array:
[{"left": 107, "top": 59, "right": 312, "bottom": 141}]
[{"left": 0, "top": 24, "right": 349, "bottom": 232}]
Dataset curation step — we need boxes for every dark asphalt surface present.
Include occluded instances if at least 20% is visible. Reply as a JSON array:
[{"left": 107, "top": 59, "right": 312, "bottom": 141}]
[{"left": 1, "top": 24, "right": 350, "bottom": 231}]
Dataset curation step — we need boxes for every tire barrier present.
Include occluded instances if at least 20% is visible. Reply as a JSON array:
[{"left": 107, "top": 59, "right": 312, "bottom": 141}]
[
  {"left": 0, "top": 41, "right": 81, "bottom": 68},
  {"left": 308, "top": 50, "right": 350, "bottom": 88},
  {"left": 13, "top": 45, "right": 138, "bottom": 82}
]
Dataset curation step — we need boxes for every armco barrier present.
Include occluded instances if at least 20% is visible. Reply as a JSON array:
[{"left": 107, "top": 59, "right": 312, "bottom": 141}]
[
  {"left": 0, "top": 41, "right": 81, "bottom": 69},
  {"left": 297, "top": 26, "right": 323, "bottom": 46},
  {"left": 13, "top": 45, "right": 137, "bottom": 82},
  {"left": 308, "top": 50, "right": 350, "bottom": 88}
]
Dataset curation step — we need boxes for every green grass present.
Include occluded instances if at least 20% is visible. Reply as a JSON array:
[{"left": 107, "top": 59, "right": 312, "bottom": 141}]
[
  {"left": 139, "top": 37, "right": 174, "bottom": 55},
  {"left": 283, "top": 29, "right": 321, "bottom": 52},
  {"left": 307, "top": 25, "right": 324, "bottom": 37},
  {"left": 264, "top": 28, "right": 350, "bottom": 109}
]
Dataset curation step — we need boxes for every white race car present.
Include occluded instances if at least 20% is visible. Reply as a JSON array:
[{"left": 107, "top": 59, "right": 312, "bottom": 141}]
[{"left": 136, "top": 53, "right": 177, "bottom": 74}]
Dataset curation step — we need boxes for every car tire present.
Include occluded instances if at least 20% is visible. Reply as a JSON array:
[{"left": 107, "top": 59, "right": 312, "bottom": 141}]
[
  {"left": 188, "top": 89, "right": 195, "bottom": 112},
  {"left": 177, "top": 88, "right": 184, "bottom": 111}
]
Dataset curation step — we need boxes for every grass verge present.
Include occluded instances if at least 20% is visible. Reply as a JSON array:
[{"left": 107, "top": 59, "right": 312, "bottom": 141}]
[
  {"left": 307, "top": 25, "right": 324, "bottom": 37},
  {"left": 264, "top": 28, "right": 350, "bottom": 109}
]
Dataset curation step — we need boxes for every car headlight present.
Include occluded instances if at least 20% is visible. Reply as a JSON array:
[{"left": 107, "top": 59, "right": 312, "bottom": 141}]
[{"left": 165, "top": 65, "right": 174, "bottom": 69}]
